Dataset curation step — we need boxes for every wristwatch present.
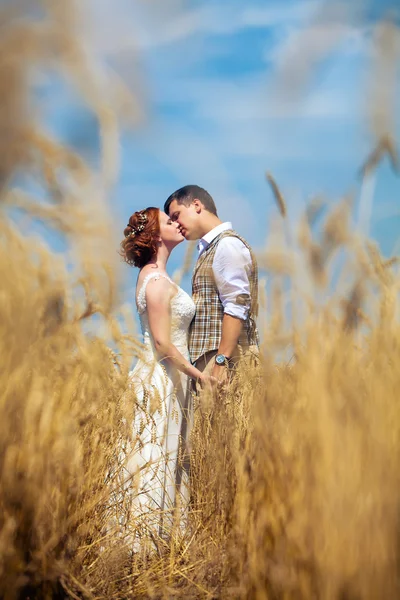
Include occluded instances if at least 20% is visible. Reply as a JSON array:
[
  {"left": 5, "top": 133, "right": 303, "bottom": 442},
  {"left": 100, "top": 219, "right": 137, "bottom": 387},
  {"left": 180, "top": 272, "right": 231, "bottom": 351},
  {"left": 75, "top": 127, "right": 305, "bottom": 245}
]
[{"left": 215, "top": 354, "right": 232, "bottom": 367}]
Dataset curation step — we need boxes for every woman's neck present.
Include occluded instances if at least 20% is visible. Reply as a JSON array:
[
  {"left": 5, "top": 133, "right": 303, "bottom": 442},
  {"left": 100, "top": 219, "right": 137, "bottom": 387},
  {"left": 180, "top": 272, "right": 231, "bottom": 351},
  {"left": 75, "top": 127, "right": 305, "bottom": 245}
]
[{"left": 144, "top": 245, "right": 171, "bottom": 272}]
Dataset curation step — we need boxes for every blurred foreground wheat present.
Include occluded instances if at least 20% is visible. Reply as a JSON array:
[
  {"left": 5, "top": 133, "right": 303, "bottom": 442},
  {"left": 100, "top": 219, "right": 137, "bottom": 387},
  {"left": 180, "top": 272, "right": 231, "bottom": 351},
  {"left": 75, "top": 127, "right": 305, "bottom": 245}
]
[{"left": 0, "top": 2, "right": 400, "bottom": 599}]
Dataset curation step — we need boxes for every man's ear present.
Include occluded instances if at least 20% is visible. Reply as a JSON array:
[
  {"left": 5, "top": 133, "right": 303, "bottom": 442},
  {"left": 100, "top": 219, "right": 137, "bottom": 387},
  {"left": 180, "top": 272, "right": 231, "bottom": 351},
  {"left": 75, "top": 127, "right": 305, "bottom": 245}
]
[{"left": 193, "top": 199, "right": 202, "bottom": 213}]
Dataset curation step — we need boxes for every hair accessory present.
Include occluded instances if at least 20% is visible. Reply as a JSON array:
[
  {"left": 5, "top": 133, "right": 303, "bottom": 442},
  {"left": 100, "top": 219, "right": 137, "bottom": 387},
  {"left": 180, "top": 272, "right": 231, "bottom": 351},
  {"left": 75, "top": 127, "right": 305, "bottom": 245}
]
[{"left": 125, "top": 210, "right": 148, "bottom": 237}]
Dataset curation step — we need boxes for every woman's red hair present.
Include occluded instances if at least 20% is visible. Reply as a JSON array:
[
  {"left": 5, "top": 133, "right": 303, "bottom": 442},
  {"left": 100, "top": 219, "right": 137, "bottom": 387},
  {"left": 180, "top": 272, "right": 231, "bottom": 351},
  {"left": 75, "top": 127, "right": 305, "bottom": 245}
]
[{"left": 120, "top": 207, "right": 160, "bottom": 268}]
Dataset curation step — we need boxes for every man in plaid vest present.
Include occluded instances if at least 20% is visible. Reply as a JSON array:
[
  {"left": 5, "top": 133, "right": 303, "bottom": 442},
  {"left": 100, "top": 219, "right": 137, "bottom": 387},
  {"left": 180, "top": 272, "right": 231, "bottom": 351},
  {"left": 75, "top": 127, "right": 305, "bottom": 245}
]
[{"left": 164, "top": 185, "right": 259, "bottom": 382}]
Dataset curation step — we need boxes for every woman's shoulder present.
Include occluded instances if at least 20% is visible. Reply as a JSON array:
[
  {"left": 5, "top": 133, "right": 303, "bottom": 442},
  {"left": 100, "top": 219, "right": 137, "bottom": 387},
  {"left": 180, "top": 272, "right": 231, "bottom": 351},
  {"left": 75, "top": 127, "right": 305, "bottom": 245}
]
[
  {"left": 145, "top": 272, "right": 174, "bottom": 292},
  {"left": 137, "top": 270, "right": 177, "bottom": 309},
  {"left": 137, "top": 267, "right": 168, "bottom": 290}
]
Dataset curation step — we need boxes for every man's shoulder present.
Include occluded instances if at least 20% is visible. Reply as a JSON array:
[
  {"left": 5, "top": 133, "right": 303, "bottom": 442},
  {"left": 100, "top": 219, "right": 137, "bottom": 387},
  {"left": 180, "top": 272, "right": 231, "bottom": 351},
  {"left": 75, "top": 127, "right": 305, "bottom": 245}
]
[{"left": 216, "top": 230, "right": 253, "bottom": 251}]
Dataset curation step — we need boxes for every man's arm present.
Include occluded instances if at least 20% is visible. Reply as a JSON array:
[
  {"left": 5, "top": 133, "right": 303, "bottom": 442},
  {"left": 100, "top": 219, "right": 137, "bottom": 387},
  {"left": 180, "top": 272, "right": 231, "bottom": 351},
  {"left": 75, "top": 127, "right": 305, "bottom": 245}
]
[
  {"left": 211, "top": 237, "right": 252, "bottom": 380},
  {"left": 212, "top": 314, "right": 243, "bottom": 380}
]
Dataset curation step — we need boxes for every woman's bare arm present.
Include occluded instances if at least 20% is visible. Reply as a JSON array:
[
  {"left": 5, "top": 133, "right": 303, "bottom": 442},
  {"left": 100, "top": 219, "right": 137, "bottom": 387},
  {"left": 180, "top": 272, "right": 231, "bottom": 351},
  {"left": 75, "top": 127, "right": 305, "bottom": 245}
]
[{"left": 145, "top": 277, "right": 206, "bottom": 382}]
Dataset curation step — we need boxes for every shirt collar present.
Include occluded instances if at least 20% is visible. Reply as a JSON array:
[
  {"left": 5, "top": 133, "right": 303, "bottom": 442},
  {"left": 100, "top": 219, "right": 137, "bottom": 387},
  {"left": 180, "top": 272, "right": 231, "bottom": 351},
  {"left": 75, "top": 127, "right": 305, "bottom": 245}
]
[{"left": 197, "top": 222, "right": 232, "bottom": 255}]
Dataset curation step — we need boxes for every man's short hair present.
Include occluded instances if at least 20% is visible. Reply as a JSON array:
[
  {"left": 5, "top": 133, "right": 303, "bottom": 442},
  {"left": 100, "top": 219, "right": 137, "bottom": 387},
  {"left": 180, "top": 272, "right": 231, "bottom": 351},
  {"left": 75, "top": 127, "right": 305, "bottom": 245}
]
[{"left": 164, "top": 185, "right": 218, "bottom": 216}]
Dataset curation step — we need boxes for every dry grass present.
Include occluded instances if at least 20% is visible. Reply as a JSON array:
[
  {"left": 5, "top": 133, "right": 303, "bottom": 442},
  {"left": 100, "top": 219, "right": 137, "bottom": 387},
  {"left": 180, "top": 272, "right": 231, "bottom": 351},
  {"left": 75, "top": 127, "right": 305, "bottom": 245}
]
[{"left": 0, "top": 2, "right": 400, "bottom": 599}]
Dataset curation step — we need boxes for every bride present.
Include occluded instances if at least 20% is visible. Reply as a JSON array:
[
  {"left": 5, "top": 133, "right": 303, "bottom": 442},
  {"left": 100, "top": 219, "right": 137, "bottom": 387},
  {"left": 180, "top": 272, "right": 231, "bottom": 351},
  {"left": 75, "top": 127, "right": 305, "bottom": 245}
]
[{"left": 119, "top": 207, "right": 214, "bottom": 547}]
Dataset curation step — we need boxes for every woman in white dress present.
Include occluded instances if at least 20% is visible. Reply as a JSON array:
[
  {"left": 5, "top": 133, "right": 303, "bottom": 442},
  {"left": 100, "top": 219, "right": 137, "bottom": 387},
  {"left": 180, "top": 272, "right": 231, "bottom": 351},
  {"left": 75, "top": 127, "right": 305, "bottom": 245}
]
[{"left": 119, "top": 207, "right": 214, "bottom": 547}]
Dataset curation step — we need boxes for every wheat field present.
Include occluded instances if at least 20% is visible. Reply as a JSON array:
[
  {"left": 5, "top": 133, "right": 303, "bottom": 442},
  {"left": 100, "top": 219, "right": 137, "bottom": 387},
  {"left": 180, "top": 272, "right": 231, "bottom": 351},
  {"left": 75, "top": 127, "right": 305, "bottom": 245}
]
[{"left": 0, "top": 2, "right": 400, "bottom": 599}]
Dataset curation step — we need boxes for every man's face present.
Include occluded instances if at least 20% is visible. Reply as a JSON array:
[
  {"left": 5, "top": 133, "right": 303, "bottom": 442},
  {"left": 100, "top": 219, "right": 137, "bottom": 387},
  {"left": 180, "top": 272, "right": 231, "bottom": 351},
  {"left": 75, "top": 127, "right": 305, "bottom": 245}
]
[{"left": 168, "top": 199, "right": 201, "bottom": 241}]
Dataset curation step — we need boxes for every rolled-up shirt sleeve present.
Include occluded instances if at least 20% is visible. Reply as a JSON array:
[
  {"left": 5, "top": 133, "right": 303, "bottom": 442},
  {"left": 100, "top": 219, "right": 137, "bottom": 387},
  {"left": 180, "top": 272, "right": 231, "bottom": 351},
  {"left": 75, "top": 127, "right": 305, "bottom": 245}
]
[{"left": 212, "top": 237, "right": 252, "bottom": 320}]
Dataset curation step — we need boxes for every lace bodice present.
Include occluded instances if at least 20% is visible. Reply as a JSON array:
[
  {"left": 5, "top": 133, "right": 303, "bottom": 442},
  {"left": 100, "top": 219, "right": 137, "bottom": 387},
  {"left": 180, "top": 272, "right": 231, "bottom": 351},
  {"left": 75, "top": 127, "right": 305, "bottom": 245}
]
[{"left": 136, "top": 272, "right": 195, "bottom": 358}]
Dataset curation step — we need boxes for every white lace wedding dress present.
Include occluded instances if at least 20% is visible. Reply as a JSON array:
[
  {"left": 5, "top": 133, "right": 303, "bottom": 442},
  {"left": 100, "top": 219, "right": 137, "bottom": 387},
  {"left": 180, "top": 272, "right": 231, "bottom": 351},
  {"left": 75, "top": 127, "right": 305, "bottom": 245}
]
[{"left": 124, "top": 272, "right": 195, "bottom": 544}]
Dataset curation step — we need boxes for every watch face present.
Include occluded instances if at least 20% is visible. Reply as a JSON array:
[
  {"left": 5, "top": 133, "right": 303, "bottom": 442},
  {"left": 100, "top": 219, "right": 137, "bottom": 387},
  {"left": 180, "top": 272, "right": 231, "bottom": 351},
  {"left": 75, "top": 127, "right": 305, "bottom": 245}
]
[{"left": 215, "top": 354, "right": 225, "bottom": 365}]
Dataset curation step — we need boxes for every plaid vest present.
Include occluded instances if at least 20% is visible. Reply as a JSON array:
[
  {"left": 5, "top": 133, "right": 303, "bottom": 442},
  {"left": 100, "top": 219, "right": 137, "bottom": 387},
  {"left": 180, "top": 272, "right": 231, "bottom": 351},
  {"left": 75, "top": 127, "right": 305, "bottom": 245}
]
[{"left": 189, "top": 230, "right": 259, "bottom": 363}]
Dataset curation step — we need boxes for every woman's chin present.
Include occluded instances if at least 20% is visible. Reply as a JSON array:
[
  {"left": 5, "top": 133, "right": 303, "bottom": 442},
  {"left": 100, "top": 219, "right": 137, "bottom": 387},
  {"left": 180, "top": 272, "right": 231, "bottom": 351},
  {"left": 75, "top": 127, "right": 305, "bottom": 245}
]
[{"left": 171, "top": 237, "right": 184, "bottom": 248}]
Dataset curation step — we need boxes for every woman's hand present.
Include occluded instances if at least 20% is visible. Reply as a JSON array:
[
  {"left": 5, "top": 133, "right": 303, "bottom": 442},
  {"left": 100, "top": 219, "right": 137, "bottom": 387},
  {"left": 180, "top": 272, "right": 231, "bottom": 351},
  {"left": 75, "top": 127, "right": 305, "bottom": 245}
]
[{"left": 197, "top": 372, "right": 218, "bottom": 389}]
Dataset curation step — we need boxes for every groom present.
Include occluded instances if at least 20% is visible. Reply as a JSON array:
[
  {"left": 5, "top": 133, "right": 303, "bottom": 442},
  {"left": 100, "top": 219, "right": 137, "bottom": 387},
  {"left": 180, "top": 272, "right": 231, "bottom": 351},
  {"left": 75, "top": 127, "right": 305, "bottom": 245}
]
[{"left": 164, "top": 185, "right": 259, "bottom": 383}]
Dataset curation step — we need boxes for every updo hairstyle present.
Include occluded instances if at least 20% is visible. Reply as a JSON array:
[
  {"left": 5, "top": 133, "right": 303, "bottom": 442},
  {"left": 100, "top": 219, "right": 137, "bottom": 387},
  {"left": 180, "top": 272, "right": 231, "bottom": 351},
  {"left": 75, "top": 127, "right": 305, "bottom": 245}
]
[{"left": 120, "top": 207, "right": 160, "bottom": 268}]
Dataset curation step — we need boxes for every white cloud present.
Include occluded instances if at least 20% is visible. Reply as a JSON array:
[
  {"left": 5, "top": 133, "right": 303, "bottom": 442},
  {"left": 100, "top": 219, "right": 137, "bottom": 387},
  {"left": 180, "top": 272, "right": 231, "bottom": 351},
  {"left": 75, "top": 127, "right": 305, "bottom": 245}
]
[
  {"left": 188, "top": 76, "right": 354, "bottom": 121},
  {"left": 267, "top": 23, "right": 368, "bottom": 68},
  {"left": 135, "top": 118, "right": 257, "bottom": 231},
  {"left": 152, "top": 66, "right": 358, "bottom": 129},
  {"left": 80, "top": 0, "right": 391, "bottom": 221},
  {"left": 264, "top": 1, "right": 370, "bottom": 106},
  {"left": 79, "top": 0, "right": 370, "bottom": 127},
  {"left": 82, "top": 0, "right": 319, "bottom": 56},
  {"left": 153, "top": 1, "right": 318, "bottom": 43}
]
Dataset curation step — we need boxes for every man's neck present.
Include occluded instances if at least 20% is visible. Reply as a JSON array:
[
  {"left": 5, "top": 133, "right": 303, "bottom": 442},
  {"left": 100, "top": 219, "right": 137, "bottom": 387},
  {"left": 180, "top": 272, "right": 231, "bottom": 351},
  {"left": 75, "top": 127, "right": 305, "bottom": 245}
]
[{"left": 200, "top": 214, "right": 223, "bottom": 237}]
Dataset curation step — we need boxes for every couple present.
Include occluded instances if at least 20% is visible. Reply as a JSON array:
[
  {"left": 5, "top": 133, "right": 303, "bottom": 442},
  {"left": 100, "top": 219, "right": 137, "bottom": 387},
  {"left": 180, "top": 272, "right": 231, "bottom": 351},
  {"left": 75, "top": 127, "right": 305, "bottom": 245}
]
[{"left": 120, "top": 185, "right": 259, "bottom": 543}]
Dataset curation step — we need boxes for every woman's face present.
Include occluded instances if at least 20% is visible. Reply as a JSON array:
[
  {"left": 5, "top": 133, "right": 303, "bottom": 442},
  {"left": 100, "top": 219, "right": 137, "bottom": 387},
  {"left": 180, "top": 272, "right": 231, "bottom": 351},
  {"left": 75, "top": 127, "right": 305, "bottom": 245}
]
[{"left": 158, "top": 211, "right": 184, "bottom": 247}]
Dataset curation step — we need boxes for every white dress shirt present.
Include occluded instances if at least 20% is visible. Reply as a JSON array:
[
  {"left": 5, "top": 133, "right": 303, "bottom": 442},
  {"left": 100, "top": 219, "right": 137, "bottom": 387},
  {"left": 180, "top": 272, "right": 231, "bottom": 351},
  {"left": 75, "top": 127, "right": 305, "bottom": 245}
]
[{"left": 197, "top": 222, "right": 252, "bottom": 321}]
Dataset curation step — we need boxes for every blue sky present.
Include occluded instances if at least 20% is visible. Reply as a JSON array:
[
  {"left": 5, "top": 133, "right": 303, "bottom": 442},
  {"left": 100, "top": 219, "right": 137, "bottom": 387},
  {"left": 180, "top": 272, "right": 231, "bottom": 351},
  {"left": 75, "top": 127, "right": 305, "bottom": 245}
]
[{"left": 31, "top": 0, "right": 400, "bottom": 309}]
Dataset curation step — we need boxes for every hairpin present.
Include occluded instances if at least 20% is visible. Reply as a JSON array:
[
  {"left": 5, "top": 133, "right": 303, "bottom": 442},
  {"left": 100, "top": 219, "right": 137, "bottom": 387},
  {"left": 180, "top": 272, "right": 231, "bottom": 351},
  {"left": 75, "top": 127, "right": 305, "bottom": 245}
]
[{"left": 126, "top": 210, "right": 148, "bottom": 237}]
